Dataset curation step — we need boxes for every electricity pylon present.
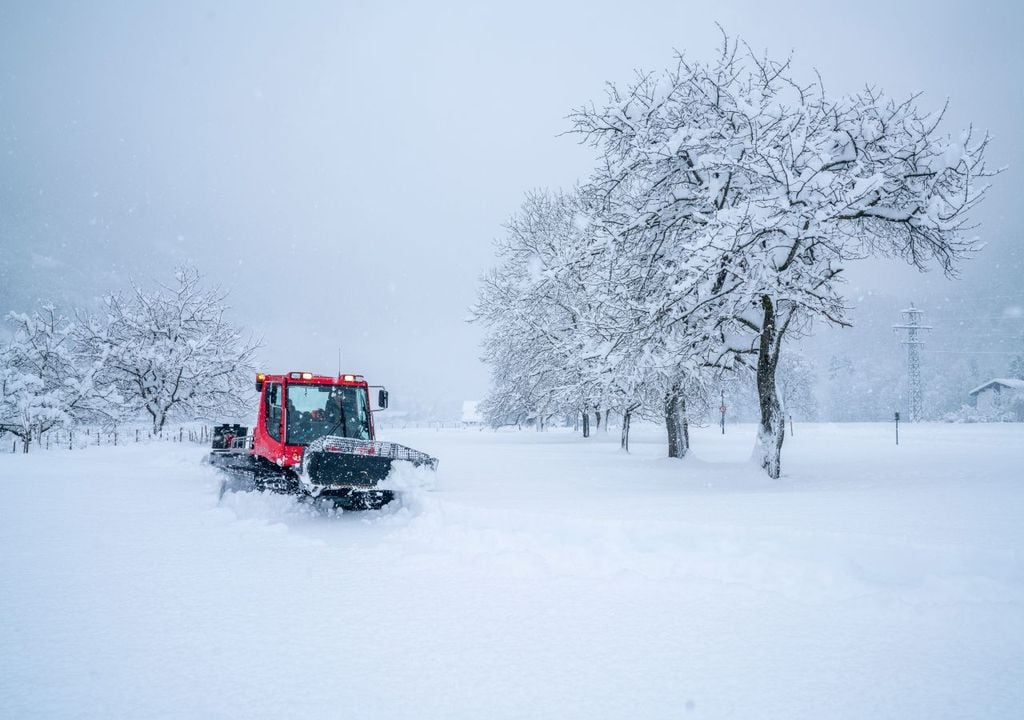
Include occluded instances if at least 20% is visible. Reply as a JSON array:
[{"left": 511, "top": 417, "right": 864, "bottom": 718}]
[{"left": 893, "top": 304, "right": 932, "bottom": 422}]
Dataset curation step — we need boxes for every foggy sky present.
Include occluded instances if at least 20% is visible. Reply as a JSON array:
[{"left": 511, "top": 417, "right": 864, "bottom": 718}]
[{"left": 2, "top": 0, "right": 1021, "bottom": 412}]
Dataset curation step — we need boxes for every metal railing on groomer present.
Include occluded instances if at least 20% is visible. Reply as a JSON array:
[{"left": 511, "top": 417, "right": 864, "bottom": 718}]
[{"left": 306, "top": 436, "right": 438, "bottom": 469}]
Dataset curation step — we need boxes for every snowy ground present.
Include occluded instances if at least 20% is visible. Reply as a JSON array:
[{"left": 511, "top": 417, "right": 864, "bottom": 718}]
[{"left": 2, "top": 422, "right": 1022, "bottom": 719}]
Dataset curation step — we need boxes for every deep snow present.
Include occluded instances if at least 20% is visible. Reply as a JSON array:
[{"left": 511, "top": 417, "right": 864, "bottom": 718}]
[{"left": 1, "top": 422, "right": 1022, "bottom": 719}]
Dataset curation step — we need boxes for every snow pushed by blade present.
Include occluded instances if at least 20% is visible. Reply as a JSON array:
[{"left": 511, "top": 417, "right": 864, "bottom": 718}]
[{"left": 1, "top": 423, "right": 1023, "bottom": 719}]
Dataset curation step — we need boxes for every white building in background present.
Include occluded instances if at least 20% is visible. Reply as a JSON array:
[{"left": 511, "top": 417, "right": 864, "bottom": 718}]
[
  {"left": 969, "top": 378, "right": 1024, "bottom": 420},
  {"left": 461, "top": 400, "right": 483, "bottom": 428}
]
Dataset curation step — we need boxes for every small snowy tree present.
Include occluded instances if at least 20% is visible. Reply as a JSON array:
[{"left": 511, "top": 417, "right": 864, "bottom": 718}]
[
  {"left": 0, "top": 360, "right": 62, "bottom": 452},
  {"left": 572, "top": 31, "right": 994, "bottom": 476},
  {"left": 1009, "top": 352, "right": 1024, "bottom": 381},
  {"left": 77, "top": 267, "right": 259, "bottom": 433},
  {"left": 777, "top": 350, "right": 817, "bottom": 420},
  {"left": 0, "top": 305, "right": 117, "bottom": 451}
]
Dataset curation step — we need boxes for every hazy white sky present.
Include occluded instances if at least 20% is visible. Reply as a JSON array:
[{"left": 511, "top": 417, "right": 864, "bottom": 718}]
[{"left": 2, "top": 0, "right": 1021, "bottom": 408}]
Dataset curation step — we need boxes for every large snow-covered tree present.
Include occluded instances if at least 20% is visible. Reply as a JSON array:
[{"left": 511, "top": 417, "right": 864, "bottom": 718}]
[
  {"left": 571, "top": 33, "right": 993, "bottom": 476},
  {"left": 77, "top": 267, "right": 259, "bottom": 433}
]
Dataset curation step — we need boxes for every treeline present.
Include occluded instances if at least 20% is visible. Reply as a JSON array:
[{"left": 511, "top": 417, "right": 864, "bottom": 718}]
[
  {"left": 0, "top": 267, "right": 258, "bottom": 452},
  {"left": 473, "top": 32, "right": 992, "bottom": 477}
]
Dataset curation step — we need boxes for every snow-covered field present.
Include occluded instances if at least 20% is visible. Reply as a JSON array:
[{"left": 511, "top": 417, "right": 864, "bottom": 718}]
[{"left": 2, "top": 423, "right": 1022, "bottom": 719}]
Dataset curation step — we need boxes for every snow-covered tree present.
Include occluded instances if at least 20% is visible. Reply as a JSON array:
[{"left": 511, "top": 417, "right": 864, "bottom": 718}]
[
  {"left": 475, "top": 187, "right": 710, "bottom": 452},
  {"left": 77, "top": 267, "right": 259, "bottom": 433},
  {"left": 1009, "top": 353, "right": 1024, "bottom": 381},
  {"left": 571, "top": 32, "right": 994, "bottom": 476},
  {"left": 0, "top": 360, "right": 62, "bottom": 452},
  {"left": 0, "top": 305, "right": 117, "bottom": 451},
  {"left": 777, "top": 350, "right": 817, "bottom": 420},
  {"left": 477, "top": 332, "right": 558, "bottom": 429},
  {"left": 474, "top": 189, "right": 612, "bottom": 432},
  {"left": 585, "top": 207, "right": 715, "bottom": 456}
]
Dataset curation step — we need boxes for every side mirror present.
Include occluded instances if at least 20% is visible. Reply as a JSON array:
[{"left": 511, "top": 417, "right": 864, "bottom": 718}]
[{"left": 378, "top": 389, "right": 389, "bottom": 409}]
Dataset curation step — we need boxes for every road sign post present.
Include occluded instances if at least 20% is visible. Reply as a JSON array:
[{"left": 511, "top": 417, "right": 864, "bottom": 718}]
[{"left": 719, "top": 390, "right": 726, "bottom": 434}]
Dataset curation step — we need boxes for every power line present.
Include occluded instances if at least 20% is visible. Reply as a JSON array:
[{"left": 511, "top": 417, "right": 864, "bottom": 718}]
[
  {"left": 922, "top": 350, "right": 1021, "bottom": 355},
  {"left": 961, "top": 318, "right": 1024, "bottom": 322}
]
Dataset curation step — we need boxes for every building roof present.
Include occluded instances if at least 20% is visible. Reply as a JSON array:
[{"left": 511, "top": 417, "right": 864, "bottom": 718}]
[{"left": 968, "top": 378, "right": 1024, "bottom": 396}]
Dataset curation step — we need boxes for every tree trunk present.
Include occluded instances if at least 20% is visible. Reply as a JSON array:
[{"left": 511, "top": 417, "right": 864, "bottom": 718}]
[
  {"left": 149, "top": 404, "right": 163, "bottom": 435},
  {"left": 582, "top": 409, "right": 590, "bottom": 438},
  {"left": 755, "top": 295, "right": 785, "bottom": 478},
  {"left": 595, "top": 410, "right": 601, "bottom": 432},
  {"left": 22, "top": 434, "right": 30, "bottom": 453},
  {"left": 682, "top": 406, "right": 690, "bottom": 452},
  {"left": 666, "top": 396, "right": 678, "bottom": 457},
  {"left": 621, "top": 409, "right": 632, "bottom": 452},
  {"left": 665, "top": 385, "right": 688, "bottom": 458}
]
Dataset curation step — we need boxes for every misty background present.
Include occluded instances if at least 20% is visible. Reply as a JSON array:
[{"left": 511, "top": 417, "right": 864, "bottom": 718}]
[{"left": 2, "top": 0, "right": 1021, "bottom": 420}]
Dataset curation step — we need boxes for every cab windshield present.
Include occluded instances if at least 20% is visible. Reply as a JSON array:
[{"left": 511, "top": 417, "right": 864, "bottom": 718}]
[{"left": 285, "top": 384, "right": 370, "bottom": 445}]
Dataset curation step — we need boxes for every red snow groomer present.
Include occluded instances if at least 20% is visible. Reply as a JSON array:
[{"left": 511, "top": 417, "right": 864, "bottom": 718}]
[{"left": 208, "top": 371, "right": 437, "bottom": 509}]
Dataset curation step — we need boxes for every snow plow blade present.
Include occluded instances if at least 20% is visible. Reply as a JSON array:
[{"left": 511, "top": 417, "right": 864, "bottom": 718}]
[
  {"left": 209, "top": 432, "right": 437, "bottom": 510},
  {"left": 299, "top": 436, "right": 438, "bottom": 498}
]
